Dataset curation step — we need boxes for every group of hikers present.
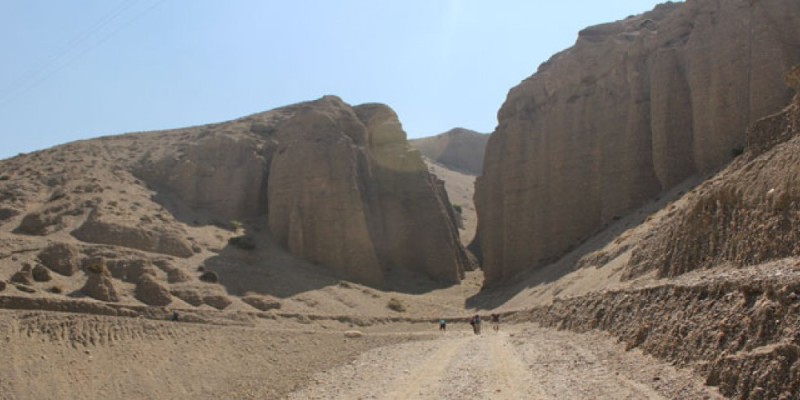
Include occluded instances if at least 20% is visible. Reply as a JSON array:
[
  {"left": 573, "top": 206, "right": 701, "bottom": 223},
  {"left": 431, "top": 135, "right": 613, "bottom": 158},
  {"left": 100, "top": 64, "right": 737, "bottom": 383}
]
[{"left": 438, "top": 313, "right": 500, "bottom": 334}]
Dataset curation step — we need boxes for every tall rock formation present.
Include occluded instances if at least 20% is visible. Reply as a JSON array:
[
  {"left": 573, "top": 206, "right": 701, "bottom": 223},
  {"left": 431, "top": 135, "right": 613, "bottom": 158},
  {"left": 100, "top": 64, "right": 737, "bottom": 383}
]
[
  {"left": 475, "top": 0, "right": 800, "bottom": 285},
  {"left": 138, "top": 96, "right": 468, "bottom": 286}
]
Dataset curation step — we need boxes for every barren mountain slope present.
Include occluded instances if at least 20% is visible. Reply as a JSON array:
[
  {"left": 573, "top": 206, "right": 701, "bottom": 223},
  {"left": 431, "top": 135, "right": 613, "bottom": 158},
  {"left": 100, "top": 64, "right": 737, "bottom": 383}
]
[{"left": 0, "top": 95, "right": 475, "bottom": 320}]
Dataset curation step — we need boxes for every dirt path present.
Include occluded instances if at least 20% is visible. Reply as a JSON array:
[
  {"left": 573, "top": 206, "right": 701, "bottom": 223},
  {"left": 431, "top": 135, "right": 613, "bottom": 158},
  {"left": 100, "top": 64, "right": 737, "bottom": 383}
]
[
  {"left": 0, "top": 310, "right": 722, "bottom": 399},
  {"left": 288, "top": 324, "right": 722, "bottom": 400}
]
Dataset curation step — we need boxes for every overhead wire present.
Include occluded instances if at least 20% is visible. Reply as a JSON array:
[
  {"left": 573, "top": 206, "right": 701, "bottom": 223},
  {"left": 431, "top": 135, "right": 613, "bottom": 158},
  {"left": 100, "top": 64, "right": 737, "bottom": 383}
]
[
  {"left": 0, "top": 0, "right": 168, "bottom": 108},
  {"left": 0, "top": 0, "right": 141, "bottom": 98}
]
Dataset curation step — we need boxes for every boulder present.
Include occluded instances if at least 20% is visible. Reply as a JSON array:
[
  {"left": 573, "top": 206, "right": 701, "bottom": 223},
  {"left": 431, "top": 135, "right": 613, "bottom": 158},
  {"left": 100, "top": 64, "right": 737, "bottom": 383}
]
[
  {"left": 10, "top": 264, "right": 33, "bottom": 286},
  {"left": 105, "top": 259, "right": 157, "bottom": 283},
  {"left": 16, "top": 212, "right": 55, "bottom": 235},
  {"left": 32, "top": 264, "right": 52, "bottom": 282},
  {"left": 170, "top": 289, "right": 204, "bottom": 307},
  {"left": 153, "top": 260, "right": 192, "bottom": 283},
  {"left": 38, "top": 243, "right": 80, "bottom": 276},
  {"left": 203, "top": 294, "right": 232, "bottom": 310},
  {"left": 14, "top": 284, "right": 35, "bottom": 294},
  {"left": 81, "top": 268, "right": 119, "bottom": 302},
  {"left": 199, "top": 271, "right": 219, "bottom": 283},
  {"left": 0, "top": 207, "right": 19, "bottom": 224},
  {"left": 134, "top": 274, "right": 172, "bottom": 306},
  {"left": 241, "top": 294, "right": 281, "bottom": 311}
]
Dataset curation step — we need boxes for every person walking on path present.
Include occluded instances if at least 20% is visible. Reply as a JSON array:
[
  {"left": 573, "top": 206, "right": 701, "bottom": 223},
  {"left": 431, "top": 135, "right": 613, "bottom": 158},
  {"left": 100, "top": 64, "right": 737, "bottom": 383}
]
[
  {"left": 491, "top": 313, "right": 500, "bottom": 332},
  {"left": 470, "top": 315, "right": 481, "bottom": 334},
  {"left": 439, "top": 319, "right": 447, "bottom": 332}
]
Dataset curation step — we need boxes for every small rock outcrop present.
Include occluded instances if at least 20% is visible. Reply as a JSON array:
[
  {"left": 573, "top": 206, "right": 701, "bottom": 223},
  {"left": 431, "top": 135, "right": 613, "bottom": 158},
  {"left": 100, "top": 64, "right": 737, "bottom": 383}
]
[
  {"left": 81, "top": 265, "right": 119, "bottom": 302},
  {"left": 203, "top": 294, "right": 232, "bottom": 310},
  {"left": 199, "top": 271, "right": 219, "bottom": 283},
  {"left": 10, "top": 264, "right": 34, "bottom": 286},
  {"left": 14, "top": 199, "right": 83, "bottom": 236},
  {"left": 71, "top": 209, "right": 193, "bottom": 258},
  {"left": 0, "top": 207, "right": 19, "bottom": 224},
  {"left": 475, "top": 0, "right": 800, "bottom": 284},
  {"left": 104, "top": 259, "right": 157, "bottom": 283},
  {"left": 134, "top": 274, "right": 172, "bottom": 306},
  {"left": 17, "top": 212, "right": 57, "bottom": 236},
  {"left": 31, "top": 264, "right": 52, "bottom": 282},
  {"left": 153, "top": 260, "right": 192, "bottom": 283},
  {"left": 170, "top": 288, "right": 204, "bottom": 306},
  {"left": 38, "top": 243, "right": 80, "bottom": 276},
  {"left": 241, "top": 294, "right": 281, "bottom": 311}
]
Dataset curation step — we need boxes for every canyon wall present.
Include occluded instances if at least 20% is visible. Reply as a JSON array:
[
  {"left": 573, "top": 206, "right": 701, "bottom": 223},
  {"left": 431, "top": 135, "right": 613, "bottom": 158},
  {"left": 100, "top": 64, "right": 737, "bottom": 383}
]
[
  {"left": 475, "top": 0, "right": 800, "bottom": 284},
  {"left": 626, "top": 68, "right": 800, "bottom": 280}
]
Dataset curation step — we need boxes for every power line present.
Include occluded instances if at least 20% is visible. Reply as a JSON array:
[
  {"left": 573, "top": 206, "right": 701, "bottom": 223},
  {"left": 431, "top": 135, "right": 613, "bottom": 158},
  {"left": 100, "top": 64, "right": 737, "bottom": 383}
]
[
  {"left": 0, "top": 0, "right": 141, "bottom": 98},
  {"left": 0, "top": 0, "right": 168, "bottom": 108}
]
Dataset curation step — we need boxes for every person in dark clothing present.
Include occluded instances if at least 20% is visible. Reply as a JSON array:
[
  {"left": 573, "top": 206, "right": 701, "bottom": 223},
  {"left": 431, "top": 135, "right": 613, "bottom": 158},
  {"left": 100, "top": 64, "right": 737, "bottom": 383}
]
[
  {"left": 470, "top": 314, "right": 481, "bottom": 334},
  {"left": 439, "top": 319, "right": 447, "bottom": 332},
  {"left": 491, "top": 313, "right": 500, "bottom": 332}
]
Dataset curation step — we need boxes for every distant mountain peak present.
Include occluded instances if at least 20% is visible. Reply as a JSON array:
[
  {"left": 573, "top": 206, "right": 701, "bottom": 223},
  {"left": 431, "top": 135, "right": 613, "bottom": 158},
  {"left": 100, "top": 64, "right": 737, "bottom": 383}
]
[{"left": 410, "top": 128, "right": 489, "bottom": 175}]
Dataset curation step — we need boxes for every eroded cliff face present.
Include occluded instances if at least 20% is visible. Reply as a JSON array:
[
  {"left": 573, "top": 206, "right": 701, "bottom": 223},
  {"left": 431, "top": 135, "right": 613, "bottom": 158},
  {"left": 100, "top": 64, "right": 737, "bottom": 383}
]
[
  {"left": 138, "top": 96, "right": 468, "bottom": 286},
  {"left": 626, "top": 68, "right": 800, "bottom": 280},
  {"left": 475, "top": 0, "right": 800, "bottom": 285}
]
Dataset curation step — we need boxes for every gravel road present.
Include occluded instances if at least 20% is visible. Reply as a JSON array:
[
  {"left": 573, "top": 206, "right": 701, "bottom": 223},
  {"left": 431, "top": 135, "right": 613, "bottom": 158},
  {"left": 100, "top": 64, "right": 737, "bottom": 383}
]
[{"left": 287, "top": 324, "right": 723, "bottom": 399}]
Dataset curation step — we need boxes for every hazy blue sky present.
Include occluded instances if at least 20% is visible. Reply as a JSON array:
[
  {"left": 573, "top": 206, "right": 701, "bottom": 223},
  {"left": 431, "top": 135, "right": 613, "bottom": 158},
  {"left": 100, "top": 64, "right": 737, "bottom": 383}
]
[{"left": 0, "top": 0, "right": 671, "bottom": 159}]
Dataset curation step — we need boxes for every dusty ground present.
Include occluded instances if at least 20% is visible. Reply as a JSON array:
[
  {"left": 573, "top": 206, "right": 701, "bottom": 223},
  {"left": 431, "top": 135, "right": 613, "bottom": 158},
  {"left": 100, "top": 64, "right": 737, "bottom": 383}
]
[
  {"left": 288, "top": 324, "right": 721, "bottom": 400},
  {"left": 0, "top": 309, "right": 438, "bottom": 400},
  {"left": 0, "top": 309, "right": 721, "bottom": 400}
]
